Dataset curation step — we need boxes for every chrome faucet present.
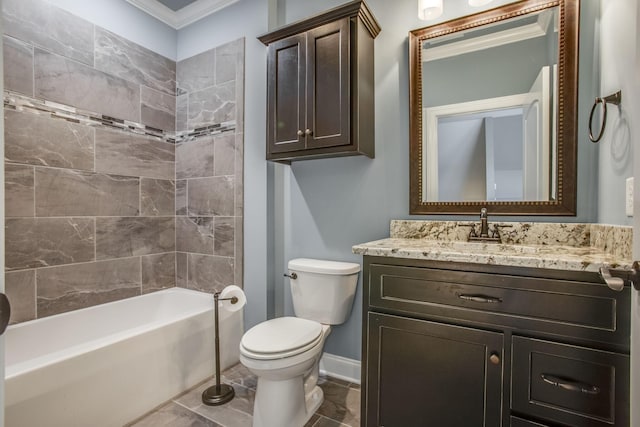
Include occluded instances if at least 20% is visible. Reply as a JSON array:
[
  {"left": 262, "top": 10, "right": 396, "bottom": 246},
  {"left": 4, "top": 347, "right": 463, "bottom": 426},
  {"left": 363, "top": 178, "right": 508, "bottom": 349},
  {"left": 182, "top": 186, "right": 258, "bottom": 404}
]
[{"left": 468, "top": 207, "right": 501, "bottom": 243}]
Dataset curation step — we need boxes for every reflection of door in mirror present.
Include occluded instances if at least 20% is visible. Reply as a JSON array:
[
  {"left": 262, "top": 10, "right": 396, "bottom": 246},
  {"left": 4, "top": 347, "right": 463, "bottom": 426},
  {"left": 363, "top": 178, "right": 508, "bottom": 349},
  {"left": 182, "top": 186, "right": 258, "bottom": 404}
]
[{"left": 421, "top": 7, "right": 558, "bottom": 203}]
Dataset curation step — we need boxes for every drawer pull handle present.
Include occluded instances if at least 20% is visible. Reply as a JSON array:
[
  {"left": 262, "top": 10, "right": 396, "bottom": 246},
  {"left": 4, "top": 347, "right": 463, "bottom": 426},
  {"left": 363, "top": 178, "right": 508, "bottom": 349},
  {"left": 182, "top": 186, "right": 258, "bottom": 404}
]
[
  {"left": 540, "top": 374, "right": 601, "bottom": 395},
  {"left": 458, "top": 294, "right": 502, "bottom": 303}
]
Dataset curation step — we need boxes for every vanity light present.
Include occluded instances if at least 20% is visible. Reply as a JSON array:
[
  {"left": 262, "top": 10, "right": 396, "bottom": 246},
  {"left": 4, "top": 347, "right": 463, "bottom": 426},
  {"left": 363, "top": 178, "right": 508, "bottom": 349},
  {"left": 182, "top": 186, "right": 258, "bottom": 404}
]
[
  {"left": 468, "top": 0, "right": 494, "bottom": 6},
  {"left": 418, "top": 0, "right": 443, "bottom": 20}
]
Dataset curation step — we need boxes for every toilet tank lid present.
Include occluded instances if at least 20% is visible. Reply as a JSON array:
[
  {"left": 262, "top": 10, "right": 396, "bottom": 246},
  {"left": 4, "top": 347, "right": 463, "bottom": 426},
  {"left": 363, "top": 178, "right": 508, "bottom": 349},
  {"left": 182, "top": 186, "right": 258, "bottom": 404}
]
[{"left": 288, "top": 258, "right": 361, "bottom": 275}]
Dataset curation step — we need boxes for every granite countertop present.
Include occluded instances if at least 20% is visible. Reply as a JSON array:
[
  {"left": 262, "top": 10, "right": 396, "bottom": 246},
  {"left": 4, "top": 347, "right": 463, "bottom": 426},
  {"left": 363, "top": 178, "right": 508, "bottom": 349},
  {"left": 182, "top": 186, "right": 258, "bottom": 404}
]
[{"left": 352, "top": 221, "right": 633, "bottom": 272}]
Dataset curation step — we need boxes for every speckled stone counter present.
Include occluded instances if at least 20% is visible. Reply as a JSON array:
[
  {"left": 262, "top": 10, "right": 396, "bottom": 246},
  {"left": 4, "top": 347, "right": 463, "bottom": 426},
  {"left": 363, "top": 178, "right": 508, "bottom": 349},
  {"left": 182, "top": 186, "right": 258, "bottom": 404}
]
[{"left": 352, "top": 221, "right": 632, "bottom": 272}]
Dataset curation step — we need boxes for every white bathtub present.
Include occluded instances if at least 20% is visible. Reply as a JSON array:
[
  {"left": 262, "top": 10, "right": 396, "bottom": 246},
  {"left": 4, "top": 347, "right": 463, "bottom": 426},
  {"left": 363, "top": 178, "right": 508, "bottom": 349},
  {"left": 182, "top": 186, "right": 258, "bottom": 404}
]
[{"left": 5, "top": 287, "right": 243, "bottom": 427}]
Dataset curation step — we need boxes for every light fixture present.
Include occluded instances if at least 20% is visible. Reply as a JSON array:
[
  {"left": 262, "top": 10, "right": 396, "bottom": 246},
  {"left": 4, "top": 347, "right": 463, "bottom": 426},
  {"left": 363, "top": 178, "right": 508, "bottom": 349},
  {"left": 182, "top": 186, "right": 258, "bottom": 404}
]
[
  {"left": 468, "top": 0, "right": 494, "bottom": 6},
  {"left": 418, "top": 0, "right": 443, "bottom": 20}
]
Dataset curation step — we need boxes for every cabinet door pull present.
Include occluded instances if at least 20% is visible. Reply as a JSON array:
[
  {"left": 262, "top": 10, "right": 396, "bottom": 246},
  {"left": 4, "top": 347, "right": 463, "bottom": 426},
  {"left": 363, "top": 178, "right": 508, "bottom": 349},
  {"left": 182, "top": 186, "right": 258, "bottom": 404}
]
[
  {"left": 458, "top": 294, "right": 502, "bottom": 303},
  {"left": 305, "top": 128, "right": 313, "bottom": 136},
  {"left": 540, "top": 374, "right": 601, "bottom": 395},
  {"left": 297, "top": 130, "right": 304, "bottom": 137}
]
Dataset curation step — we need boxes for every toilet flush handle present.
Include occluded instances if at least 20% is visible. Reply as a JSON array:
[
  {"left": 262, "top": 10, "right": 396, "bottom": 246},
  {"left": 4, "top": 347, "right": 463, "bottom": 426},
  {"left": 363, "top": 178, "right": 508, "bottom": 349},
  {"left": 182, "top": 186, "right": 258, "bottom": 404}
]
[{"left": 284, "top": 272, "right": 298, "bottom": 280}]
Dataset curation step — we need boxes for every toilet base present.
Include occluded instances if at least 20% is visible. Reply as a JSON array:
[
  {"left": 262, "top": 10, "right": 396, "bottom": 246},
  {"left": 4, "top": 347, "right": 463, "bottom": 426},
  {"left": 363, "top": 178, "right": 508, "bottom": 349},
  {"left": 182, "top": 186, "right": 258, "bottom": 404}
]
[{"left": 252, "top": 379, "right": 324, "bottom": 427}]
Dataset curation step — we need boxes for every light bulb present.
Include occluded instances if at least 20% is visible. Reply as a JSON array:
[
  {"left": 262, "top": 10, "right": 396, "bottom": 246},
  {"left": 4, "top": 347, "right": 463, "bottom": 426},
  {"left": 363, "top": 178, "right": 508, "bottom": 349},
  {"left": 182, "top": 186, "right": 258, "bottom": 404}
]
[{"left": 418, "top": 0, "right": 443, "bottom": 20}]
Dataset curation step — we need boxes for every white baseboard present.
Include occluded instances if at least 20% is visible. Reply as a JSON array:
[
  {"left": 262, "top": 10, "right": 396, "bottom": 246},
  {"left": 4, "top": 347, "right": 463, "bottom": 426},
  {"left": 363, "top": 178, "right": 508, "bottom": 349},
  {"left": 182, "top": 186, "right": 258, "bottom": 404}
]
[{"left": 319, "top": 353, "right": 361, "bottom": 385}]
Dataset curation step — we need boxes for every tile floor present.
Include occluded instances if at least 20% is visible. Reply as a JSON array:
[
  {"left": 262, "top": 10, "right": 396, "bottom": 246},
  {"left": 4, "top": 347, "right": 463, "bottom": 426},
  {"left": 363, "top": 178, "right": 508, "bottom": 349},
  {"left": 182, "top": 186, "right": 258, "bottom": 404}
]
[{"left": 127, "top": 363, "right": 361, "bottom": 427}]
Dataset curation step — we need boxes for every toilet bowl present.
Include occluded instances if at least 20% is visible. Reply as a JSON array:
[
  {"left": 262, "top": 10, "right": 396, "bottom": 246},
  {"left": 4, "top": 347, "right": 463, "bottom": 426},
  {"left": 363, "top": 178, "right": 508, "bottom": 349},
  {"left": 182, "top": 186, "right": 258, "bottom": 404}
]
[{"left": 240, "top": 258, "right": 360, "bottom": 427}]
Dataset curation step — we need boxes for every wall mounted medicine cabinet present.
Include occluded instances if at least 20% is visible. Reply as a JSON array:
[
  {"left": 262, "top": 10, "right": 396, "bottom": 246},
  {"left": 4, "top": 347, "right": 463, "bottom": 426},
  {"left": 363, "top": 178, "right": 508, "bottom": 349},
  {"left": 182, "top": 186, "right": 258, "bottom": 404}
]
[{"left": 258, "top": 1, "right": 380, "bottom": 162}]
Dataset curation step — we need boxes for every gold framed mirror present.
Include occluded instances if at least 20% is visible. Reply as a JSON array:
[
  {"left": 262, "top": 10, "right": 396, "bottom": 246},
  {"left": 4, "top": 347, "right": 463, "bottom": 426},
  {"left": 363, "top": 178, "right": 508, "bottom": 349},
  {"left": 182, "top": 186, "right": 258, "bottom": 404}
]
[{"left": 409, "top": 0, "right": 578, "bottom": 215}]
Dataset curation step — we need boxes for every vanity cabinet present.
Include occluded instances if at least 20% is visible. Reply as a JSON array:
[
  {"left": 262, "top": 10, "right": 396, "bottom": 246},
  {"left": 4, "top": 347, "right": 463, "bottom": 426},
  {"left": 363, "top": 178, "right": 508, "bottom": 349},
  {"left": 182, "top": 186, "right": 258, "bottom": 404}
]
[
  {"left": 258, "top": 1, "right": 380, "bottom": 162},
  {"left": 361, "top": 256, "right": 631, "bottom": 427}
]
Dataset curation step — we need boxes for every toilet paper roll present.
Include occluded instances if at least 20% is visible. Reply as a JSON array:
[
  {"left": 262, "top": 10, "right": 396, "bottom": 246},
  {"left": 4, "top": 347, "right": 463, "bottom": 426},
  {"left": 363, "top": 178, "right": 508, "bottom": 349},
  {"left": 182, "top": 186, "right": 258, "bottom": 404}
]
[{"left": 219, "top": 285, "right": 246, "bottom": 312}]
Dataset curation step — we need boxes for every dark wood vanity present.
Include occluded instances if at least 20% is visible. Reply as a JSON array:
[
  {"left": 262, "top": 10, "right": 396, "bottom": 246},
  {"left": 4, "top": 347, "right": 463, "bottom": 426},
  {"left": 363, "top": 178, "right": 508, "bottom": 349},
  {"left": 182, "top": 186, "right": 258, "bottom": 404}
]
[
  {"left": 361, "top": 256, "right": 631, "bottom": 427},
  {"left": 258, "top": 1, "right": 380, "bottom": 162}
]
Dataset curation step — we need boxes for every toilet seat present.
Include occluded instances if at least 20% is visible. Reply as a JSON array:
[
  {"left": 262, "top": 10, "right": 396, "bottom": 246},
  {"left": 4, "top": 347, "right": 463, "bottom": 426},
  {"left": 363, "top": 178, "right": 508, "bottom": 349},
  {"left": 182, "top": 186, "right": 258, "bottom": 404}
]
[{"left": 240, "top": 317, "right": 323, "bottom": 360}]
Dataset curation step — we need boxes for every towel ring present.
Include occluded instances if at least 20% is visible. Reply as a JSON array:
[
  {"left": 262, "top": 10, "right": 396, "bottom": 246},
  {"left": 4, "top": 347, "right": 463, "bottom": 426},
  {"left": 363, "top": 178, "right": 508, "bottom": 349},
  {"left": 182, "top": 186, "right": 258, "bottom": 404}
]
[{"left": 588, "top": 90, "right": 622, "bottom": 143}]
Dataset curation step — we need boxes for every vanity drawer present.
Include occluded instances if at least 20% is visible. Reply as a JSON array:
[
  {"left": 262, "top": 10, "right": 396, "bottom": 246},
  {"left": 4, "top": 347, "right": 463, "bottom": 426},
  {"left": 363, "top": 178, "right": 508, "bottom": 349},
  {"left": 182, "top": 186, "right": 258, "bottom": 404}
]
[
  {"left": 511, "top": 336, "right": 629, "bottom": 426},
  {"left": 367, "top": 263, "right": 630, "bottom": 347}
]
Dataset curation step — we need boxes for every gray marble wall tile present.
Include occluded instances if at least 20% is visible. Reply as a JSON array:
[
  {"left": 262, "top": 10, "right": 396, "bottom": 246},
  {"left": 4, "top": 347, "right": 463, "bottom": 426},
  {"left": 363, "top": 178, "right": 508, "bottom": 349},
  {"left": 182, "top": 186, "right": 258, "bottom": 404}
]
[
  {"left": 95, "top": 129, "right": 175, "bottom": 180},
  {"left": 35, "top": 49, "right": 140, "bottom": 122},
  {"left": 95, "top": 28, "right": 176, "bottom": 96},
  {"left": 4, "top": 36, "right": 33, "bottom": 96},
  {"left": 142, "top": 253, "right": 176, "bottom": 293},
  {"left": 177, "top": 49, "right": 215, "bottom": 93},
  {"left": 188, "top": 177, "right": 234, "bottom": 216},
  {"left": 177, "top": 217, "right": 214, "bottom": 255},
  {"left": 234, "top": 216, "right": 243, "bottom": 286},
  {"left": 216, "top": 39, "right": 242, "bottom": 85},
  {"left": 214, "top": 217, "right": 234, "bottom": 257},
  {"left": 235, "top": 133, "right": 244, "bottom": 217},
  {"left": 176, "top": 180, "right": 187, "bottom": 215},
  {"left": 213, "top": 134, "right": 235, "bottom": 176},
  {"left": 141, "top": 86, "right": 176, "bottom": 132},
  {"left": 3, "top": 0, "right": 94, "bottom": 66},
  {"left": 176, "top": 138, "right": 214, "bottom": 179},
  {"left": 188, "top": 82, "right": 236, "bottom": 129},
  {"left": 6, "top": 270, "right": 36, "bottom": 324},
  {"left": 36, "top": 258, "right": 141, "bottom": 318},
  {"left": 176, "top": 252, "right": 188, "bottom": 288},
  {"left": 6, "top": 217, "right": 95, "bottom": 270},
  {"left": 176, "top": 94, "right": 188, "bottom": 132},
  {"left": 187, "top": 254, "right": 234, "bottom": 293},
  {"left": 35, "top": 168, "right": 139, "bottom": 216},
  {"left": 5, "top": 110, "right": 95, "bottom": 170},
  {"left": 5, "top": 163, "right": 34, "bottom": 217},
  {"left": 234, "top": 40, "right": 245, "bottom": 131},
  {"left": 141, "top": 178, "right": 175, "bottom": 216},
  {"left": 96, "top": 217, "right": 175, "bottom": 260}
]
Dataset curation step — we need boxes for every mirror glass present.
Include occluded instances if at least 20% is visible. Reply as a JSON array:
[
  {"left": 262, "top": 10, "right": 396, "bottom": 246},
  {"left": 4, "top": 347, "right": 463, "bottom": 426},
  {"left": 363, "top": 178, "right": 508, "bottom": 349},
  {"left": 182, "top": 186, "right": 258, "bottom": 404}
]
[{"left": 409, "top": 0, "right": 578, "bottom": 215}]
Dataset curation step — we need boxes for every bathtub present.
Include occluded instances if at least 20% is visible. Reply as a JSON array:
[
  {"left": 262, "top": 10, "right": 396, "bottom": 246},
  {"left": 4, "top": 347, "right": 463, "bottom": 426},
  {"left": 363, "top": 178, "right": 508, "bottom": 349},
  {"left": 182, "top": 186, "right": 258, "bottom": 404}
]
[{"left": 5, "top": 288, "right": 243, "bottom": 427}]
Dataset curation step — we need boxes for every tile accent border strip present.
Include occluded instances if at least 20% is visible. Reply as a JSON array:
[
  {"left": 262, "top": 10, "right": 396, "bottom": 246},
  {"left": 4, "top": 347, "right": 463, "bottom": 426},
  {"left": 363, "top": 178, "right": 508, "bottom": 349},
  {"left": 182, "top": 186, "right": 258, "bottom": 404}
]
[{"left": 4, "top": 90, "right": 235, "bottom": 144}]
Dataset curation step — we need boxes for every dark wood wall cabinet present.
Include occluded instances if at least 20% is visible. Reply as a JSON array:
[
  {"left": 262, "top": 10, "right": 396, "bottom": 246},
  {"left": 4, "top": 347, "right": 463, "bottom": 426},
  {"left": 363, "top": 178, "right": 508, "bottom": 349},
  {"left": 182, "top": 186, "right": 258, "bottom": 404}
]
[
  {"left": 258, "top": 1, "right": 380, "bottom": 162},
  {"left": 361, "top": 256, "right": 631, "bottom": 427}
]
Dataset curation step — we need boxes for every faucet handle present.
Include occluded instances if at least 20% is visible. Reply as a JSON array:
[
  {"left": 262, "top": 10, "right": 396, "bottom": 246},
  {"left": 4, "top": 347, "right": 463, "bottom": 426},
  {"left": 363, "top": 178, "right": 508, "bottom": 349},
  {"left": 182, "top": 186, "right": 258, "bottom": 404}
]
[
  {"left": 490, "top": 224, "right": 501, "bottom": 239},
  {"left": 468, "top": 224, "right": 478, "bottom": 238}
]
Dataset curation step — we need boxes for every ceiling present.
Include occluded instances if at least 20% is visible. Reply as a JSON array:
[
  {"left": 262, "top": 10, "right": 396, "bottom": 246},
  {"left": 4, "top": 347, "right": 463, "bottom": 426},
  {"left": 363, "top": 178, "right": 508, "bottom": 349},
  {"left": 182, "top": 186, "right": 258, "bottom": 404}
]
[{"left": 126, "top": 0, "right": 239, "bottom": 29}]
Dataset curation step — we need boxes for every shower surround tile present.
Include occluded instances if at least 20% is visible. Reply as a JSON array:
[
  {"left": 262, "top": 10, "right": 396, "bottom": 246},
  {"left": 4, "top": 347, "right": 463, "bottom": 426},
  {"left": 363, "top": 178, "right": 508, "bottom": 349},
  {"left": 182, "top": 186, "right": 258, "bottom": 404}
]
[
  {"left": 5, "top": 217, "right": 95, "bottom": 270},
  {"left": 188, "top": 176, "right": 235, "bottom": 216},
  {"left": 213, "top": 134, "right": 236, "bottom": 176},
  {"left": 34, "top": 49, "right": 141, "bottom": 123},
  {"left": 176, "top": 94, "right": 188, "bottom": 132},
  {"left": 188, "top": 82, "right": 236, "bottom": 129},
  {"left": 94, "top": 28, "right": 176, "bottom": 96},
  {"left": 187, "top": 254, "right": 234, "bottom": 293},
  {"left": 176, "top": 217, "right": 214, "bottom": 255},
  {"left": 176, "top": 138, "right": 214, "bottom": 179},
  {"left": 177, "top": 49, "right": 216, "bottom": 94},
  {"left": 96, "top": 217, "right": 175, "bottom": 260},
  {"left": 216, "top": 39, "right": 243, "bottom": 85},
  {"left": 95, "top": 129, "right": 175, "bottom": 180},
  {"left": 35, "top": 168, "right": 139, "bottom": 217},
  {"left": 4, "top": 110, "right": 95, "bottom": 170},
  {"left": 214, "top": 217, "right": 234, "bottom": 257},
  {"left": 141, "top": 86, "right": 176, "bottom": 132},
  {"left": 2, "top": 0, "right": 94, "bottom": 66},
  {"left": 3, "top": 36, "right": 33, "bottom": 96},
  {"left": 141, "top": 178, "right": 175, "bottom": 216},
  {"left": 142, "top": 253, "right": 176, "bottom": 293},
  {"left": 5, "top": 163, "right": 34, "bottom": 217},
  {"left": 36, "top": 258, "right": 141, "bottom": 318},
  {"left": 176, "top": 252, "right": 188, "bottom": 288},
  {"left": 5, "top": 270, "right": 36, "bottom": 324},
  {"left": 176, "top": 180, "right": 188, "bottom": 215}
]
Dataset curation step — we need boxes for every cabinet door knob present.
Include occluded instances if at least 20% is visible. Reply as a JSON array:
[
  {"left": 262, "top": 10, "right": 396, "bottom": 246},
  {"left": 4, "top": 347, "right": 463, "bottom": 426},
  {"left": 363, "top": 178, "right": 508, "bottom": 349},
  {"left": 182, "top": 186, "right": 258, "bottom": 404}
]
[
  {"left": 305, "top": 129, "right": 312, "bottom": 136},
  {"left": 297, "top": 130, "right": 303, "bottom": 137},
  {"left": 489, "top": 352, "right": 501, "bottom": 365}
]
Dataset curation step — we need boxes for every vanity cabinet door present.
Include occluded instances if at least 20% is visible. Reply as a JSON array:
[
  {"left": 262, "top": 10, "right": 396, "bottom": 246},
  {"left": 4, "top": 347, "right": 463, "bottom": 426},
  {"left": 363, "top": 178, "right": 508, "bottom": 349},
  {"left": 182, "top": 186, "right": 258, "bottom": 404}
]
[{"left": 364, "top": 312, "right": 504, "bottom": 427}]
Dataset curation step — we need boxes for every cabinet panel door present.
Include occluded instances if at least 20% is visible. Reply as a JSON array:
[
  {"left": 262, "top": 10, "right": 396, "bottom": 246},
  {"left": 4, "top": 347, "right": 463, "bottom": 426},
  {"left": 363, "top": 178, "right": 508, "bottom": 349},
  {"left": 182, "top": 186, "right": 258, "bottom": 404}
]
[
  {"left": 267, "top": 34, "right": 306, "bottom": 154},
  {"left": 306, "top": 18, "right": 350, "bottom": 149},
  {"left": 365, "top": 312, "right": 504, "bottom": 427}
]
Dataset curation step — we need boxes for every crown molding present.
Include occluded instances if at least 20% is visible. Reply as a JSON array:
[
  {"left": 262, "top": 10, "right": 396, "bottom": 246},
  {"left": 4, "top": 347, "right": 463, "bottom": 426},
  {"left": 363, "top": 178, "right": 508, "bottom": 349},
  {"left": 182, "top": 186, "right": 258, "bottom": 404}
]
[{"left": 126, "top": 0, "right": 240, "bottom": 29}]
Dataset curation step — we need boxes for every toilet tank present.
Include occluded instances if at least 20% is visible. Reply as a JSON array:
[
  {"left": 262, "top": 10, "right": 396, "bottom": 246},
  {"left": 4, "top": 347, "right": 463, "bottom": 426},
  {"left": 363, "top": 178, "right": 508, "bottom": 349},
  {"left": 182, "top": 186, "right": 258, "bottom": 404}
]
[{"left": 287, "top": 258, "right": 361, "bottom": 325}]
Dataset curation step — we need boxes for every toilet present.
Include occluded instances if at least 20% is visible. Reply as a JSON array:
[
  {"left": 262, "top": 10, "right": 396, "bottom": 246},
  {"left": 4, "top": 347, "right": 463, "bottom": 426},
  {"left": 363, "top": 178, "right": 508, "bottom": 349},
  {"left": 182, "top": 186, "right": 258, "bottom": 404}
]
[{"left": 240, "top": 258, "right": 360, "bottom": 427}]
